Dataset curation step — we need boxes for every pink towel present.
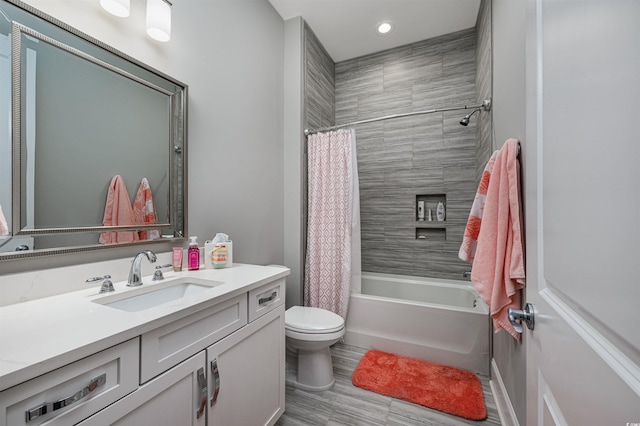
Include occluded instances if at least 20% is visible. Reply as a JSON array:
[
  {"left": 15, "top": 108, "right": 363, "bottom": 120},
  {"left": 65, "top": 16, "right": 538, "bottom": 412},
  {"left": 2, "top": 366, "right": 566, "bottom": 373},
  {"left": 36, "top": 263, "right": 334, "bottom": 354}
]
[
  {"left": 133, "top": 178, "right": 160, "bottom": 240},
  {"left": 459, "top": 150, "right": 499, "bottom": 263},
  {"left": 99, "top": 175, "right": 139, "bottom": 244},
  {"left": 0, "top": 204, "right": 8, "bottom": 236},
  {"left": 469, "top": 139, "right": 526, "bottom": 340}
]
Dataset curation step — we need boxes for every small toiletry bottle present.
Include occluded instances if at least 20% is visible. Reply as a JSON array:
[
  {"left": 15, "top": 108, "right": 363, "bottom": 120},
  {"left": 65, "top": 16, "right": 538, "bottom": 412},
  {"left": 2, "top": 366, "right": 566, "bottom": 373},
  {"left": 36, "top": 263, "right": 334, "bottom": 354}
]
[
  {"left": 436, "top": 201, "right": 445, "bottom": 221},
  {"left": 417, "top": 201, "right": 425, "bottom": 221},
  {"left": 188, "top": 236, "right": 200, "bottom": 270},
  {"left": 172, "top": 247, "right": 183, "bottom": 272}
]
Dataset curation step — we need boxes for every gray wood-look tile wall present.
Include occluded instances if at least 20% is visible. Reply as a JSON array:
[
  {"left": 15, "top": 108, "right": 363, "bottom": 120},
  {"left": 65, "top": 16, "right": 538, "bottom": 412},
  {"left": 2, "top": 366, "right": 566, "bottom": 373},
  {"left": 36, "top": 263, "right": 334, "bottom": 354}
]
[
  {"left": 304, "top": 23, "right": 335, "bottom": 132},
  {"left": 335, "top": 28, "right": 480, "bottom": 280},
  {"left": 303, "top": 9, "right": 492, "bottom": 280},
  {"left": 476, "top": 0, "right": 493, "bottom": 183},
  {"left": 302, "top": 24, "right": 336, "bottom": 283}
]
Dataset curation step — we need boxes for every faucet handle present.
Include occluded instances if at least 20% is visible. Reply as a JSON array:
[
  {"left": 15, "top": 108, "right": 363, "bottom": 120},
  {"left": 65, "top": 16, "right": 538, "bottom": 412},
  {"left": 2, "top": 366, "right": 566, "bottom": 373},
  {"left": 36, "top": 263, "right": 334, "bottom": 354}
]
[
  {"left": 153, "top": 267, "right": 165, "bottom": 281},
  {"left": 86, "top": 275, "right": 115, "bottom": 294},
  {"left": 99, "top": 275, "right": 115, "bottom": 293},
  {"left": 152, "top": 265, "right": 172, "bottom": 281}
]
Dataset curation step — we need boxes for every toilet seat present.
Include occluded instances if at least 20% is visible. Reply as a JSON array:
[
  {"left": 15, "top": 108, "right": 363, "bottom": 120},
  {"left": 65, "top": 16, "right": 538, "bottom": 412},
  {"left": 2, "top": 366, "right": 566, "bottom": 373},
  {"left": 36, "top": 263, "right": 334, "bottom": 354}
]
[{"left": 285, "top": 306, "right": 345, "bottom": 334}]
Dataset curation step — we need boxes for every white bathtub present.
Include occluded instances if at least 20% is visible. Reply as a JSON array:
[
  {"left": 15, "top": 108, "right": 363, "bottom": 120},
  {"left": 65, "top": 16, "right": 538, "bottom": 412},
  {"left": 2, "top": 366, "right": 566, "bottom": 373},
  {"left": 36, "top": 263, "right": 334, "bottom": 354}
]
[{"left": 344, "top": 272, "right": 490, "bottom": 375}]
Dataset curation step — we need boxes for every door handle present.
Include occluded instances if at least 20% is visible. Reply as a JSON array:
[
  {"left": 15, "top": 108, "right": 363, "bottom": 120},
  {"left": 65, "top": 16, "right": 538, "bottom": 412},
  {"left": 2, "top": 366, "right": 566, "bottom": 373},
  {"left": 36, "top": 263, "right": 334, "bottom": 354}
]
[
  {"left": 195, "top": 367, "right": 207, "bottom": 419},
  {"left": 210, "top": 359, "right": 220, "bottom": 407},
  {"left": 508, "top": 303, "right": 535, "bottom": 333}
]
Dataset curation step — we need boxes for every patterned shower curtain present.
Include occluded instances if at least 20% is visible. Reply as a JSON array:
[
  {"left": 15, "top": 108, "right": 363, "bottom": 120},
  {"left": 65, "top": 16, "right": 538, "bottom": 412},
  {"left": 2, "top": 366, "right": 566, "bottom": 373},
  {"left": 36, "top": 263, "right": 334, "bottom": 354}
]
[{"left": 304, "top": 129, "right": 361, "bottom": 320}]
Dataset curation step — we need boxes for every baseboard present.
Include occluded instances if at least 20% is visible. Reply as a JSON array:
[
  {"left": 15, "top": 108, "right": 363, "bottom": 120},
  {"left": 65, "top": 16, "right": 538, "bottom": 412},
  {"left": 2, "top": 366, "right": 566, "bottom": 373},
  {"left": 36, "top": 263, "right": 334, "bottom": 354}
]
[{"left": 490, "top": 358, "right": 520, "bottom": 426}]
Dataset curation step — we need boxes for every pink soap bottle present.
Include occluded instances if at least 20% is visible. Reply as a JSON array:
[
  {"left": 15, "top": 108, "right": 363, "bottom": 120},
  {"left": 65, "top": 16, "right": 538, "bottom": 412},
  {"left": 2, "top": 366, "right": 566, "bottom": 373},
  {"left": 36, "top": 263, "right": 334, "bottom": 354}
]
[{"left": 188, "top": 236, "right": 200, "bottom": 270}]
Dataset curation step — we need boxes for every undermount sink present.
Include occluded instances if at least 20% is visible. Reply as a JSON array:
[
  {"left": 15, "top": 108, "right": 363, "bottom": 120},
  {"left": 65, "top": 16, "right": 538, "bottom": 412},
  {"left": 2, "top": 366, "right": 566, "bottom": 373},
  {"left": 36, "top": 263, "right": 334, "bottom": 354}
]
[{"left": 93, "top": 277, "right": 224, "bottom": 312}]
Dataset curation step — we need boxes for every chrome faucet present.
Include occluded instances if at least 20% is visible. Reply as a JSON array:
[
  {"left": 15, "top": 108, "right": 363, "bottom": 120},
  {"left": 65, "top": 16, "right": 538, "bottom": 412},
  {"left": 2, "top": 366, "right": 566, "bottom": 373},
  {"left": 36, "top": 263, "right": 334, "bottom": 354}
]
[{"left": 128, "top": 250, "right": 157, "bottom": 287}]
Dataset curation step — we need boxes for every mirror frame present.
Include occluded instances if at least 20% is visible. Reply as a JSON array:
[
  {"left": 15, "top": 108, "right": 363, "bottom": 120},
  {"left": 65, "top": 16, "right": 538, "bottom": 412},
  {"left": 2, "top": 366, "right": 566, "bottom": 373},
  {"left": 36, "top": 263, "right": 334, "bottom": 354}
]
[{"left": 1, "top": 0, "right": 188, "bottom": 262}]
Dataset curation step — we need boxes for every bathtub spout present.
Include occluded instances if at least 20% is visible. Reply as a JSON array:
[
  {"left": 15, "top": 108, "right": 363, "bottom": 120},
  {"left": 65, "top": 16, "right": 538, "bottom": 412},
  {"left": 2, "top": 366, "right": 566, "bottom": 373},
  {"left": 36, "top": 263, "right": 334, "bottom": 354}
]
[{"left": 462, "top": 271, "right": 471, "bottom": 278}]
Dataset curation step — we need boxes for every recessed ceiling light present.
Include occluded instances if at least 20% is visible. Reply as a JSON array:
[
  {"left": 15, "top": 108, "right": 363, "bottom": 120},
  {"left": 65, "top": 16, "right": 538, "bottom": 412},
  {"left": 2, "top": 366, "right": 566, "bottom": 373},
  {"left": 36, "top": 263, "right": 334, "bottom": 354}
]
[{"left": 377, "top": 22, "right": 392, "bottom": 35}]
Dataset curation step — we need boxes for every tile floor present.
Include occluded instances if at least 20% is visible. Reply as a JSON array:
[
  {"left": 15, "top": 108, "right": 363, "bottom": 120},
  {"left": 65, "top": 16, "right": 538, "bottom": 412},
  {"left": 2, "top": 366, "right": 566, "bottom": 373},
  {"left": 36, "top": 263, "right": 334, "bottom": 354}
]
[{"left": 275, "top": 343, "right": 502, "bottom": 426}]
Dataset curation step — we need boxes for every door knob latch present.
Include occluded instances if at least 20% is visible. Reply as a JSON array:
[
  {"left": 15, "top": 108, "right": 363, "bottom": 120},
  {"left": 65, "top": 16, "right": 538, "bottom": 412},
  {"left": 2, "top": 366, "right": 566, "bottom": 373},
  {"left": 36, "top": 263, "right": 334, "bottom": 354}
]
[{"left": 508, "top": 303, "right": 535, "bottom": 333}]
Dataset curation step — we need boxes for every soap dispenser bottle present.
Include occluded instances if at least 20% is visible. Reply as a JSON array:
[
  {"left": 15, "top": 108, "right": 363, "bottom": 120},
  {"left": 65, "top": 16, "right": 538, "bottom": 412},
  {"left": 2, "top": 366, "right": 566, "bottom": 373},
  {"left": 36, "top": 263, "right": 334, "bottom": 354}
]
[
  {"left": 436, "top": 201, "right": 445, "bottom": 221},
  {"left": 188, "top": 236, "right": 200, "bottom": 270}
]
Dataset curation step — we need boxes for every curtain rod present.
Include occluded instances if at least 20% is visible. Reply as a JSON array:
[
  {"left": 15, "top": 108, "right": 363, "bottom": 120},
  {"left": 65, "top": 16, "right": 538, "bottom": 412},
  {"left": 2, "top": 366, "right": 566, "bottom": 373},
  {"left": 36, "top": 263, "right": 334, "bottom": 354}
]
[{"left": 304, "top": 98, "right": 492, "bottom": 136}]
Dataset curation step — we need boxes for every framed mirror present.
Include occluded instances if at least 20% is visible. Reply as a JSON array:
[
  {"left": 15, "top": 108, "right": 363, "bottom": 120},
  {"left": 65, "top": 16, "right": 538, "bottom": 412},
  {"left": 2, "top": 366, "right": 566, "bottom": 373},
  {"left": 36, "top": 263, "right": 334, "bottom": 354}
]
[{"left": 0, "top": 0, "right": 187, "bottom": 260}]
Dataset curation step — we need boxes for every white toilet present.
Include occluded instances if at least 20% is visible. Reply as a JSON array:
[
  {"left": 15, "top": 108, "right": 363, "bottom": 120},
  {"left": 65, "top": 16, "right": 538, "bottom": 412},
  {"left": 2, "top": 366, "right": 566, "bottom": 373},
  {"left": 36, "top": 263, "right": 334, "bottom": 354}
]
[{"left": 285, "top": 306, "right": 345, "bottom": 391}]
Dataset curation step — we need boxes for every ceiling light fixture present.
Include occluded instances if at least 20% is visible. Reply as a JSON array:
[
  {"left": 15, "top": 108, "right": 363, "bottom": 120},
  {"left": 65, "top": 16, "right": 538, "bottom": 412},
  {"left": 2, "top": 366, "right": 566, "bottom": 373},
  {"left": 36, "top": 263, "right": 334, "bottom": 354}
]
[
  {"left": 146, "top": 0, "right": 172, "bottom": 42},
  {"left": 377, "top": 22, "right": 392, "bottom": 35},
  {"left": 100, "top": 0, "right": 130, "bottom": 17}
]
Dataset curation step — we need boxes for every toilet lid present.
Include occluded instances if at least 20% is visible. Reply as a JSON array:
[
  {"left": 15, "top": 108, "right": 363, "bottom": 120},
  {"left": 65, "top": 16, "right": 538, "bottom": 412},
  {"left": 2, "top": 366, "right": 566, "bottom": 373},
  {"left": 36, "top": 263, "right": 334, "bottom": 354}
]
[{"left": 285, "top": 306, "right": 345, "bottom": 334}]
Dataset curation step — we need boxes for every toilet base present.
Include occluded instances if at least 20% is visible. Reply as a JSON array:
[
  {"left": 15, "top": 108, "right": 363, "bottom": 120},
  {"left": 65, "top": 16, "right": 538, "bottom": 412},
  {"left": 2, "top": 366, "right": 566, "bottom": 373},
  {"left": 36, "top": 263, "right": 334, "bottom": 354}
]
[{"left": 285, "top": 347, "right": 336, "bottom": 392}]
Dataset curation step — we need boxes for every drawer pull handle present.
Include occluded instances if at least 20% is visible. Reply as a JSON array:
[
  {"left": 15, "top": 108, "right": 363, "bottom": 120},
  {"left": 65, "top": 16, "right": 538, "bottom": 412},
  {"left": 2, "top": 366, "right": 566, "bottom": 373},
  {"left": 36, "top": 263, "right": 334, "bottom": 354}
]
[
  {"left": 25, "top": 373, "right": 106, "bottom": 422},
  {"left": 258, "top": 291, "right": 277, "bottom": 305},
  {"left": 195, "top": 367, "right": 207, "bottom": 419},
  {"left": 210, "top": 359, "right": 220, "bottom": 407}
]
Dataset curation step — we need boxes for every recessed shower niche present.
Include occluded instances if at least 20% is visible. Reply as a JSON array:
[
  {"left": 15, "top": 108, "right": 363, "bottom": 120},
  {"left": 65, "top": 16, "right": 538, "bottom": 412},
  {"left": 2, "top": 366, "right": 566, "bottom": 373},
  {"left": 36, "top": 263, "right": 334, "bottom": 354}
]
[{"left": 416, "top": 194, "right": 446, "bottom": 241}]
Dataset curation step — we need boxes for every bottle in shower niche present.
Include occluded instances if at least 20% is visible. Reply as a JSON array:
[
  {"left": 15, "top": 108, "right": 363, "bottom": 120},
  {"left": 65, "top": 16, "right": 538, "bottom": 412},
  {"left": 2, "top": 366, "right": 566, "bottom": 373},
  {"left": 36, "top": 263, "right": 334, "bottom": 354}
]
[
  {"left": 188, "top": 236, "right": 200, "bottom": 270},
  {"left": 436, "top": 201, "right": 446, "bottom": 221}
]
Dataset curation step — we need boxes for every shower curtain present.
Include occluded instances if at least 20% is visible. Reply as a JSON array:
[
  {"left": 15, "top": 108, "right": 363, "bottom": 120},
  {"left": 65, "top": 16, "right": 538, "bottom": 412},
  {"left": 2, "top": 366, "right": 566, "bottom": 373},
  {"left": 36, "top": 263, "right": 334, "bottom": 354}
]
[{"left": 304, "top": 129, "right": 361, "bottom": 320}]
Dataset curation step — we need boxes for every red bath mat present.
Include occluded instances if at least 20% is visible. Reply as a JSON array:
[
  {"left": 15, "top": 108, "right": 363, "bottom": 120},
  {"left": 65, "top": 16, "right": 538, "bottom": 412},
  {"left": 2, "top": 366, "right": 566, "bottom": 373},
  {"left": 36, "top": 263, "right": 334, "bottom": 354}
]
[{"left": 352, "top": 350, "right": 487, "bottom": 421}]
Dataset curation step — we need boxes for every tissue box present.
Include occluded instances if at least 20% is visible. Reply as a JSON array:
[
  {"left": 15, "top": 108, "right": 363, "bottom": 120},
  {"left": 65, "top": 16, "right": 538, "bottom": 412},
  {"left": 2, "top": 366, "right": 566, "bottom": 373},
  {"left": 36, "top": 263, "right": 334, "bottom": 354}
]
[{"left": 204, "top": 240, "right": 233, "bottom": 269}]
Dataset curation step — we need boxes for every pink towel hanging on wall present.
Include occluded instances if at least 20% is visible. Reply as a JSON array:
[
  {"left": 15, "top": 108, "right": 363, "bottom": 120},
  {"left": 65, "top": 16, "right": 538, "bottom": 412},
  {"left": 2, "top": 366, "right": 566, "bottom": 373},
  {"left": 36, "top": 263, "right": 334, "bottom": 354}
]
[
  {"left": 461, "top": 139, "right": 526, "bottom": 340},
  {"left": 133, "top": 178, "right": 161, "bottom": 240},
  {"left": 99, "top": 175, "right": 140, "bottom": 244},
  {"left": 0, "top": 204, "right": 8, "bottom": 236}
]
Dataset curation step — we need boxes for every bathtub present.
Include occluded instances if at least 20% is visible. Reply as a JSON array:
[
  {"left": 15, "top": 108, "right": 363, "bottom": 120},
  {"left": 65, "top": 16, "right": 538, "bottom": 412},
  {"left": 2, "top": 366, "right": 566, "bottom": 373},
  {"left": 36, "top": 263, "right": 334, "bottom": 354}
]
[{"left": 344, "top": 272, "right": 490, "bottom": 375}]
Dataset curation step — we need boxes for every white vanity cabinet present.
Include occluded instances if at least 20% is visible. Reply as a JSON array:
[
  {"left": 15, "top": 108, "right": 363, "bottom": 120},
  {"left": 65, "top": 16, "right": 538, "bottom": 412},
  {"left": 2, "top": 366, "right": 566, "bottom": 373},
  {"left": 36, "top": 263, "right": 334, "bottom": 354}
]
[
  {"left": 0, "top": 268, "right": 288, "bottom": 426},
  {"left": 0, "top": 339, "right": 139, "bottom": 426},
  {"left": 80, "top": 276, "right": 285, "bottom": 426}
]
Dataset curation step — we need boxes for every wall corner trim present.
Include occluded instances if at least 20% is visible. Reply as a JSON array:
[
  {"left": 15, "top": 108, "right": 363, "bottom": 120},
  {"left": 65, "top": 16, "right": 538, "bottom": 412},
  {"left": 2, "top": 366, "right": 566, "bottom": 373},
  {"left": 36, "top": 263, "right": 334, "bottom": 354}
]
[{"left": 490, "top": 358, "right": 520, "bottom": 426}]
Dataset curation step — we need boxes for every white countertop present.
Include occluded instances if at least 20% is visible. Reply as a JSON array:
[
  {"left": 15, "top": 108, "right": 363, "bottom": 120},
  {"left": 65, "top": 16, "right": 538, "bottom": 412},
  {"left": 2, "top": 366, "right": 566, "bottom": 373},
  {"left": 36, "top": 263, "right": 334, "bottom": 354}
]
[{"left": 0, "top": 264, "right": 289, "bottom": 392}]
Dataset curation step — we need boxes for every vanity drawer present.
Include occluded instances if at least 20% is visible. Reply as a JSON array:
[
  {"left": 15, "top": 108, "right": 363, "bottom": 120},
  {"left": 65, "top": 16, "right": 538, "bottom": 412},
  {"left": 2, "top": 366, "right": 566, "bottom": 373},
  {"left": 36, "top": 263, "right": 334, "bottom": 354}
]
[
  {"left": 248, "top": 278, "right": 285, "bottom": 323},
  {"left": 0, "top": 338, "right": 139, "bottom": 426},
  {"left": 140, "top": 294, "right": 247, "bottom": 383}
]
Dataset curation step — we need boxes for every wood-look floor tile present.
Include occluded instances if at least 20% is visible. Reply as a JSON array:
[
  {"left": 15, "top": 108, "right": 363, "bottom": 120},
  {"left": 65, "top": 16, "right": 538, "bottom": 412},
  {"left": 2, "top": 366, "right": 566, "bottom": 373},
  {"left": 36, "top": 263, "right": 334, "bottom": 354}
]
[{"left": 276, "top": 343, "right": 502, "bottom": 426}]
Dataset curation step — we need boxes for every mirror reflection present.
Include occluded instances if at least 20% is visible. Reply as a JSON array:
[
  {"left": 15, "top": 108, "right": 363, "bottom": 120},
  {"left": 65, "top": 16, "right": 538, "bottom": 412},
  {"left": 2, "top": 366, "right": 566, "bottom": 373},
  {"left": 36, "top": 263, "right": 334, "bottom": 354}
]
[{"left": 0, "top": 0, "right": 187, "bottom": 258}]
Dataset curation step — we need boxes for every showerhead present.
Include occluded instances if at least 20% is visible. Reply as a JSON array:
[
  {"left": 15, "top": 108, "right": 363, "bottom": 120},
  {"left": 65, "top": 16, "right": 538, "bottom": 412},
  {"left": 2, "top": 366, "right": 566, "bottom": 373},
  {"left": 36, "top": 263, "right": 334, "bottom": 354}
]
[{"left": 459, "top": 108, "right": 481, "bottom": 126}]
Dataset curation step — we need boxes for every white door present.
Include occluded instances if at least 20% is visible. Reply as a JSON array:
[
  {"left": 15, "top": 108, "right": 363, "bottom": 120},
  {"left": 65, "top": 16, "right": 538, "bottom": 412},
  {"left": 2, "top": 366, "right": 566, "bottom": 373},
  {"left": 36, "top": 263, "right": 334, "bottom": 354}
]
[{"left": 524, "top": 0, "right": 640, "bottom": 424}]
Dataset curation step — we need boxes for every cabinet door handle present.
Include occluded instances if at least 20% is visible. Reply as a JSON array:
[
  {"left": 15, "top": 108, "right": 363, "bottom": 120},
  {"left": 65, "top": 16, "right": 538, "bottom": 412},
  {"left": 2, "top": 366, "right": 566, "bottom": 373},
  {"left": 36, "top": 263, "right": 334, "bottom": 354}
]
[
  {"left": 195, "top": 367, "right": 207, "bottom": 419},
  {"left": 25, "top": 373, "right": 106, "bottom": 422},
  {"left": 258, "top": 291, "right": 277, "bottom": 305},
  {"left": 210, "top": 359, "right": 220, "bottom": 407}
]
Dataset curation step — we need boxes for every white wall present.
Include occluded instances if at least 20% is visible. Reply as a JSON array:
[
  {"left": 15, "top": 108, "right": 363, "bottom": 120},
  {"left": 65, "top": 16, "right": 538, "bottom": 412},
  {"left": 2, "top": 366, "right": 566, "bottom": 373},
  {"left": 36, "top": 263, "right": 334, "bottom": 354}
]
[
  {"left": 14, "top": 0, "right": 285, "bottom": 268},
  {"left": 283, "top": 17, "right": 304, "bottom": 308},
  {"left": 492, "top": 0, "right": 526, "bottom": 424}
]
